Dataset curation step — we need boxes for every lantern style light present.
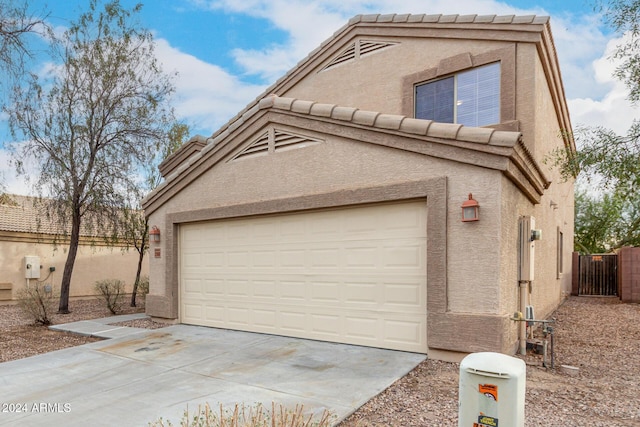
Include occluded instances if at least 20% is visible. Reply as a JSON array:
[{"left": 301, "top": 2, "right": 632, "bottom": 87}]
[
  {"left": 149, "top": 225, "right": 161, "bottom": 242},
  {"left": 461, "top": 193, "right": 479, "bottom": 222}
]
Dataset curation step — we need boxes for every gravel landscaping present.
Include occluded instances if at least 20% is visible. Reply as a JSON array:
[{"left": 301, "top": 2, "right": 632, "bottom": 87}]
[
  {"left": 340, "top": 297, "right": 640, "bottom": 427},
  {"left": 1, "top": 296, "right": 638, "bottom": 426}
]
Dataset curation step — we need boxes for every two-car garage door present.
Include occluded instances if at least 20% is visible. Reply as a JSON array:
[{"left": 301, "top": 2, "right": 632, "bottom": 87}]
[{"left": 179, "top": 200, "right": 428, "bottom": 353}]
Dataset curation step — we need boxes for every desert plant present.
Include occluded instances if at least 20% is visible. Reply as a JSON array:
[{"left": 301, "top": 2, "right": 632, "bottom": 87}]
[
  {"left": 137, "top": 275, "right": 150, "bottom": 300},
  {"left": 94, "top": 279, "right": 126, "bottom": 314},
  {"left": 148, "top": 402, "right": 334, "bottom": 427},
  {"left": 16, "top": 282, "right": 58, "bottom": 325}
]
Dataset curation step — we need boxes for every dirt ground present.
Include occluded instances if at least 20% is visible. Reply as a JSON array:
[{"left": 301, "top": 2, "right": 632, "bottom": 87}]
[
  {"left": 1, "top": 297, "right": 639, "bottom": 426},
  {"left": 340, "top": 297, "right": 640, "bottom": 426},
  {"left": 0, "top": 299, "right": 145, "bottom": 363}
]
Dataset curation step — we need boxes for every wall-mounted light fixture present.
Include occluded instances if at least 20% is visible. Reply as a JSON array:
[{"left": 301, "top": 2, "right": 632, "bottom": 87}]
[
  {"left": 149, "top": 225, "right": 161, "bottom": 243},
  {"left": 461, "top": 193, "right": 480, "bottom": 222}
]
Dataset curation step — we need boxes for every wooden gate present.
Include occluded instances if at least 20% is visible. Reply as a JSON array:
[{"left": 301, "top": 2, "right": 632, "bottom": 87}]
[{"left": 578, "top": 254, "right": 618, "bottom": 296}]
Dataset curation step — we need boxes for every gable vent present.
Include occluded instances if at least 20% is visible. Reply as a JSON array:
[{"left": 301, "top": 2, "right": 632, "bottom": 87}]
[
  {"left": 323, "top": 42, "right": 356, "bottom": 70},
  {"left": 359, "top": 40, "right": 397, "bottom": 56},
  {"left": 231, "top": 131, "right": 269, "bottom": 161},
  {"left": 322, "top": 40, "right": 398, "bottom": 71},
  {"left": 274, "top": 130, "right": 322, "bottom": 152}
]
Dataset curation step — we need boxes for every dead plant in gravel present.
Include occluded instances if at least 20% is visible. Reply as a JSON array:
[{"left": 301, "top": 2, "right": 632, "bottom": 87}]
[
  {"left": 16, "top": 282, "right": 59, "bottom": 325},
  {"left": 94, "top": 279, "right": 126, "bottom": 314},
  {"left": 148, "top": 402, "right": 335, "bottom": 427}
]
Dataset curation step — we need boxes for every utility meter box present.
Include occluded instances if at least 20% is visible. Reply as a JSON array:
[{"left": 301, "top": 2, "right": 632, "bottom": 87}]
[
  {"left": 458, "top": 352, "right": 526, "bottom": 427},
  {"left": 24, "top": 256, "right": 41, "bottom": 279}
]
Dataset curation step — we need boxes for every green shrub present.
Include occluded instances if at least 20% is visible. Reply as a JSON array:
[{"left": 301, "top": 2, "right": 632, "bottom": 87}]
[
  {"left": 137, "top": 275, "right": 149, "bottom": 299},
  {"left": 94, "top": 279, "right": 125, "bottom": 314},
  {"left": 16, "top": 282, "right": 58, "bottom": 325},
  {"left": 148, "top": 402, "right": 334, "bottom": 427}
]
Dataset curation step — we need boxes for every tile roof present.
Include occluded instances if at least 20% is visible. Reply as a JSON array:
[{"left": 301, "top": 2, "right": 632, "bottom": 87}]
[
  {"left": 145, "top": 95, "right": 534, "bottom": 208},
  {"left": 258, "top": 95, "right": 522, "bottom": 147},
  {"left": 346, "top": 13, "right": 549, "bottom": 25},
  {"left": 0, "top": 194, "right": 125, "bottom": 238},
  {"left": 0, "top": 194, "right": 61, "bottom": 235}
]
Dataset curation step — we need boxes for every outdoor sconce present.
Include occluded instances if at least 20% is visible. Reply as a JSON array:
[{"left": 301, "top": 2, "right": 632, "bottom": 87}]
[
  {"left": 461, "top": 193, "right": 480, "bottom": 222},
  {"left": 149, "top": 225, "right": 161, "bottom": 243}
]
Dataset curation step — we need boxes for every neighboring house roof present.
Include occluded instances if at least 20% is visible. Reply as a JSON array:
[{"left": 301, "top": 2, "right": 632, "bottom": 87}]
[
  {"left": 0, "top": 194, "right": 120, "bottom": 238},
  {"left": 143, "top": 95, "right": 550, "bottom": 213},
  {"left": 0, "top": 194, "right": 62, "bottom": 236}
]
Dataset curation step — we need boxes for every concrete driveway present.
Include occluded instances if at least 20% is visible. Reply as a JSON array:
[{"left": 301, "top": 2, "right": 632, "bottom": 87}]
[{"left": 0, "top": 322, "right": 425, "bottom": 426}]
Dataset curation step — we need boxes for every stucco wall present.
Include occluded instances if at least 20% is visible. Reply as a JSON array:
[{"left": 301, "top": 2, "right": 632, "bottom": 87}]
[
  {"left": 147, "top": 125, "right": 505, "bottom": 315},
  {"left": 284, "top": 37, "right": 510, "bottom": 117},
  {"left": 528, "top": 53, "right": 574, "bottom": 317},
  {"left": 0, "top": 238, "right": 148, "bottom": 301}
]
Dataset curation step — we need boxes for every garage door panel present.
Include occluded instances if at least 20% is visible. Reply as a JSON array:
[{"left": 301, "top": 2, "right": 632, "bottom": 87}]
[
  {"left": 384, "top": 318, "right": 424, "bottom": 345},
  {"left": 180, "top": 201, "right": 428, "bottom": 353},
  {"left": 203, "top": 279, "right": 225, "bottom": 296},
  {"left": 205, "top": 306, "right": 224, "bottom": 322},
  {"left": 384, "top": 281, "right": 426, "bottom": 308}
]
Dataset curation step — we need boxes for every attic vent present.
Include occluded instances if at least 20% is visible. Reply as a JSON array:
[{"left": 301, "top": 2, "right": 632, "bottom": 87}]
[
  {"left": 323, "top": 42, "right": 356, "bottom": 70},
  {"left": 359, "top": 40, "right": 397, "bottom": 56},
  {"left": 274, "top": 130, "right": 321, "bottom": 152},
  {"left": 231, "top": 131, "right": 269, "bottom": 161},
  {"left": 322, "top": 40, "right": 398, "bottom": 71}
]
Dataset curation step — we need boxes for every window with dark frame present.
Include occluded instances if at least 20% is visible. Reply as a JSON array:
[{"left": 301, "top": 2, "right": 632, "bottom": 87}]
[{"left": 415, "top": 62, "right": 501, "bottom": 127}]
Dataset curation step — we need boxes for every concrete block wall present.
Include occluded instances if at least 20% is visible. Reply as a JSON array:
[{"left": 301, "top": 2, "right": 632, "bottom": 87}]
[{"left": 618, "top": 247, "right": 640, "bottom": 303}]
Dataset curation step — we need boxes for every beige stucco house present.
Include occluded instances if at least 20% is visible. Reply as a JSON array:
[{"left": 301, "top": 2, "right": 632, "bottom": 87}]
[
  {"left": 0, "top": 194, "right": 147, "bottom": 302},
  {"left": 143, "top": 14, "right": 575, "bottom": 360}
]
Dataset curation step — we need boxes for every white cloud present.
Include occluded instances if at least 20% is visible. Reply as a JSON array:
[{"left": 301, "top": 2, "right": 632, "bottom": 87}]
[
  {"left": 568, "top": 34, "right": 638, "bottom": 134},
  {"left": 0, "top": 142, "right": 35, "bottom": 196},
  {"left": 193, "top": 0, "right": 613, "bottom": 104},
  {"left": 154, "top": 38, "right": 268, "bottom": 134}
]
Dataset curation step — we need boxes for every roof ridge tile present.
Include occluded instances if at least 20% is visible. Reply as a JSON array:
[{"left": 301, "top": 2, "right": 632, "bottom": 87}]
[
  {"left": 360, "top": 14, "right": 380, "bottom": 23},
  {"left": 352, "top": 109, "right": 380, "bottom": 126},
  {"left": 393, "top": 14, "right": 411, "bottom": 23},
  {"left": 377, "top": 14, "right": 396, "bottom": 23},
  {"left": 426, "top": 122, "right": 463, "bottom": 140},
  {"left": 374, "top": 113, "right": 404, "bottom": 130},
  {"left": 290, "top": 99, "right": 314, "bottom": 114},
  {"left": 423, "top": 14, "right": 443, "bottom": 23},
  {"left": 455, "top": 14, "right": 478, "bottom": 23},
  {"left": 310, "top": 102, "right": 335, "bottom": 118},
  {"left": 331, "top": 106, "right": 357, "bottom": 121},
  {"left": 493, "top": 15, "right": 515, "bottom": 23}
]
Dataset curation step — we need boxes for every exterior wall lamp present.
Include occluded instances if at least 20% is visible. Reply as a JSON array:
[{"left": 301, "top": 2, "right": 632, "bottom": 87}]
[
  {"left": 461, "top": 193, "right": 479, "bottom": 222},
  {"left": 149, "top": 225, "right": 161, "bottom": 243}
]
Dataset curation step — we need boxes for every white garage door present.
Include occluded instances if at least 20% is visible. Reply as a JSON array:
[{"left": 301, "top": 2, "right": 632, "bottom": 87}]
[{"left": 180, "top": 200, "right": 427, "bottom": 352}]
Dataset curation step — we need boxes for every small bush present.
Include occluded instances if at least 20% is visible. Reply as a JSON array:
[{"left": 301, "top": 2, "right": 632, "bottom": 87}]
[
  {"left": 137, "top": 275, "right": 149, "bottom": 299},
  {"left": 148, "top": 402, "right": 334, "bottom": 427},
  {"left": 17, "top": 282, "right": 58, "bottom": 325},
  {"left": 94, "top": 279, "right": 125, "bottom": 314}
]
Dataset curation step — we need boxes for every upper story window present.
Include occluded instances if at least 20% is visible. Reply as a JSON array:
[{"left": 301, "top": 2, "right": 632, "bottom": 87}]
[{"left": 415, "top": 62, "right": 500, "bottom": 127}]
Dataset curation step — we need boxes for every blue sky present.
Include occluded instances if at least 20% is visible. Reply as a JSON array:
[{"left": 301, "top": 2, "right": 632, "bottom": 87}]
[{"left": 1, "top": 0, "right": 635, "bottom": 193}]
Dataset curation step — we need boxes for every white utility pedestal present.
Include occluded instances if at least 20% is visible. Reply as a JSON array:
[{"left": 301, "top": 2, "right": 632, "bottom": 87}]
[{"left": 458, "top": 352, "right": 526, "bottom": 427}]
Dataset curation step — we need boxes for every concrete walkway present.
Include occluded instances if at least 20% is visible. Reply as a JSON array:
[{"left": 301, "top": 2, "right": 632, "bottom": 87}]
[
  {"left": 0, "top": 319, "right": 425, "bottom": 426},
  {"left": 48, "top": 313, "right": 150, "bottom": 338}
]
